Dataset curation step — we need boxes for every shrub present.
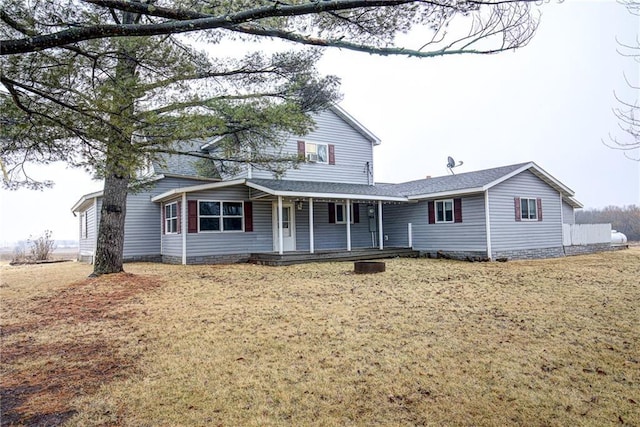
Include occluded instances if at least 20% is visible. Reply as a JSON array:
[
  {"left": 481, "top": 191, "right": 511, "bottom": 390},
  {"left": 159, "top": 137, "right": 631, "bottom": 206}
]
[
  {"left": 11, "top": 245, "right": 28, "bottom": 263},
  {"left": 29, "top": 230, "right": 56, "bottom": 261}
]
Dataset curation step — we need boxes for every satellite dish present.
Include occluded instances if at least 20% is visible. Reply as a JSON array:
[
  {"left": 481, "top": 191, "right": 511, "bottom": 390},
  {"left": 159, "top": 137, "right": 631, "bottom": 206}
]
[{"left": 446, "top": 156, "right": 464, "bottom": 175}]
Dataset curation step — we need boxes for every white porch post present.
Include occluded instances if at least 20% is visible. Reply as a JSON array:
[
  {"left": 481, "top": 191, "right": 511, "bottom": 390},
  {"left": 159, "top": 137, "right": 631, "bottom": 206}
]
[
  {"left": 182, "top": 192, "right": 187, "bottom": 265},
  {"left": 484, "top": 190, "right": 492, "bottom": 260},
  {"left": 408, "top": 223, "right": 413, "bottom": 249},
  {"left": 278, "top": 195, "right": 284, "bottom": 255},
  {"left": 346, "top": 199, "right": 352, "bottom": 251},
  {"left": 378, "top": 200, "right": 384, "bottom": 250},
  {"left": 309, "top": 198, "right": 315, "bottom": 254}
]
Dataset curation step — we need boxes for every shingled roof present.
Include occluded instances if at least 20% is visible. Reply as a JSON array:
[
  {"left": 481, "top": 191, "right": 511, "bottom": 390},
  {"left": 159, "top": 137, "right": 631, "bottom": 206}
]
[
  {"left": 381, "top": 163, "right": 530, "bottom": 197},
  {"left": 145, "top": 161, "right": 582, "bottom": 209},
  {"left": 247, "top": 178, "right": 405, "bottom": 201}
]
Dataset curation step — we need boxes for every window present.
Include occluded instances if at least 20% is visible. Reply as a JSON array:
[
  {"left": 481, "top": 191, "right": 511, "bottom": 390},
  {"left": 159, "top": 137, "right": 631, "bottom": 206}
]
[
  {"left": 428, "top": 199, "right": 462, "bottom": 224},
  {"left": 165, "top": 202, "right": 178, "bottom": 234},
  {"left": 199, "top": 201, "right": 244, "bottom": 232},
  {"left": 80, "top": 213, "right": 88, "bottom": 239},
  {"left": 520, "top": 198, "right": 538, "bottom": 220},
  {"left": 305, "top": 142, "right": 328, "bottom": 164},
  {"left": 435, "top": 199, "right": 454, "bottom": 223},
  {"left": 335, "top": 203, "right": 354, "bottom": 224}
]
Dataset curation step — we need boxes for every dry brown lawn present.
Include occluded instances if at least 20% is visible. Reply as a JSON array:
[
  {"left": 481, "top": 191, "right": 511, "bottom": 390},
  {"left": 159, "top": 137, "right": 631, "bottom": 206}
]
[{"left": 1, "top": 249, "right": 639, "bottom": 426}]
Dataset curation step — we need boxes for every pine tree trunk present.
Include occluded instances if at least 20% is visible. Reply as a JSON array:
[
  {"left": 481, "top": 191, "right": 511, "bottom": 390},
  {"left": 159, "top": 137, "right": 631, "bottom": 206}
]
[
  {"left": 91, "top": 10, "right": 138, "bottom": 276},
  {"left": 92, "top": 172, "right": 129, "bottom": 275}
]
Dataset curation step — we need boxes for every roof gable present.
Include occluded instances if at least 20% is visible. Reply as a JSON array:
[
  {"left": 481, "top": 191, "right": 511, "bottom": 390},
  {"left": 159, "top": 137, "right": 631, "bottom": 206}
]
[
  {"left": 383, "top": 162, "right": 579, "bottom": 204},
  {"left": 329, "top": 105, "right": 381, "bottom": 145},
  {"left": 151, "top": 139, "right": 220, "bottom": 179}
]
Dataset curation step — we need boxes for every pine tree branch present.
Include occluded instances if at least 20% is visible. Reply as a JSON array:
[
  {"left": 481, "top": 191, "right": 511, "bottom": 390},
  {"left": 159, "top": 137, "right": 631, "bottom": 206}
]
[{"left": 1, "top": 0, "right": 537, "bottom": 55}]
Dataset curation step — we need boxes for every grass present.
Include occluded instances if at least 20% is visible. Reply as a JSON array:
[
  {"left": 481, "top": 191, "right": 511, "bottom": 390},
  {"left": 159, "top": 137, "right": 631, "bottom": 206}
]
[{"left": 1, "top": 249, "right": 639, "bottom": 426}]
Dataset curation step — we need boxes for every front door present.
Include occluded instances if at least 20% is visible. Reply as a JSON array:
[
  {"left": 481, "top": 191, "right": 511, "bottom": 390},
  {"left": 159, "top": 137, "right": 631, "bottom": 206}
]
[{"left": 272, "top": 202, "right": 296, "bottom": 252}]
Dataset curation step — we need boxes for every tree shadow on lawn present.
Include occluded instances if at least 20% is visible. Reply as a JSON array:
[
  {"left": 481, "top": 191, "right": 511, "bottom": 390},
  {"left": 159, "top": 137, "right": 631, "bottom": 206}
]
[{"left": 1, "top": 273, "right": 160, "bottom": 426}]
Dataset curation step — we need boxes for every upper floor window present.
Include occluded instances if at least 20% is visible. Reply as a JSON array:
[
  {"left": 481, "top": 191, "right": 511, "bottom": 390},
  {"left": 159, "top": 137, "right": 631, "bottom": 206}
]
[
  {"left": 297, "top": 140, "right": 335, "bottom": 165},
  {"left": 199, "top": 201, "right": 244, "bottom": 232},
  {"left": 305, "top": 142, "right": 328, "bottom": 164},
  {"left": 165, "top": 202, "right": 178, "bottom": 234}
]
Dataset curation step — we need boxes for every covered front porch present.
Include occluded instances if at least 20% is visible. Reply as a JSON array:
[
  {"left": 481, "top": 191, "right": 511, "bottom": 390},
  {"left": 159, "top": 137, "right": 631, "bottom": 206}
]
[{"left": 246, "top": 178, "right": 409, "bottom": 256}]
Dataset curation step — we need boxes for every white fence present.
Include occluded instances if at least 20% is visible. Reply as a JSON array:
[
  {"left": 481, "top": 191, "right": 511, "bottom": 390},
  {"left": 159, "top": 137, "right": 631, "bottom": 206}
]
[{"left": 563, "top": 224, "right": 611, "bottom": 246}]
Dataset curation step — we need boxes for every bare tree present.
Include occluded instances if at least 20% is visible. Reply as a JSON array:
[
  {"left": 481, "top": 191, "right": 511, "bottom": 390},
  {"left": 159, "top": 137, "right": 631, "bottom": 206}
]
[{"left": 605, "top": 0, "right": 640, "bottom": 160}]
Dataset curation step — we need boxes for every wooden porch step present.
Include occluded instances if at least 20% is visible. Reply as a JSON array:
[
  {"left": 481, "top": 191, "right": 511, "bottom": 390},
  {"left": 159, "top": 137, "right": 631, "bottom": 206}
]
[{"left": 248, "top": 248, "right": 419, "bottom": 266}]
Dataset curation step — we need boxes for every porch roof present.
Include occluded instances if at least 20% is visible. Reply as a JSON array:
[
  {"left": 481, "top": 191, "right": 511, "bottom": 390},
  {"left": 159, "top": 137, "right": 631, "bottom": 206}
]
[
  {"left": 246, "top": 178, "right": 407, "bottom": 202},
  {"left": 382, "top": 161, "right": 582, "bottom": 207}
]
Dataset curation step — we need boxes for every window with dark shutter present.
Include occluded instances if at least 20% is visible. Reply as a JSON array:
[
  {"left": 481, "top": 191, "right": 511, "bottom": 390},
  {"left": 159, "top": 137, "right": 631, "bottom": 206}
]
[
  {"left": 244, "top": 202, "right": 253, "bottom": 232},
  {"left": 453, "top": 198, "right": 462, "bottom": 223},
  {"left": 516, "top": 197, "right": 539, "bottom": 221},
  {"left": 297, "top": 140, "right": 305, "bottom": 159},
  {"left": 537, "top": 198, "right": 543, "bottom": 222},
  {"left": 328, "top": 202, "right": 336, "bottom": 223},
  {"left": 433, "top": 199, "right": 455, "bottom": 223},
  {"left": 353, "top": 203, "right": 360, "bottom": 223},
  {"left": 188, "top": 200, "right": 198, "bottom": 233},
  {"left": 428, "top": 201, "right": 435, "bottom": 224},
  {"left": 328, "top": 144, "right": 335, "bottom": 165}
]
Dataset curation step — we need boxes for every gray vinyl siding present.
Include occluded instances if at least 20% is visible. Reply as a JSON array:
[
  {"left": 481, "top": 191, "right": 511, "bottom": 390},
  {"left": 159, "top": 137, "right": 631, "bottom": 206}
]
[
  {"left": 251, "top": 109, "right": 375, "bottom": 184},
  {"left": 384, "top": 196, "right": 487, "bottom": 251},
  {"left": 562, "top": 200, "right": 575, "bottom": 224},
  {"left": 123, "top": 177, "right": 208, "bottom": 258},
  {"left": 79, "top": 199, "right": 98, "bottom": 256},
  {"left": 489, "top": 170, "right": 563, "bottom": 251},
  {"left": 382, "top": 202, "right": 421, "bottom": 248}
]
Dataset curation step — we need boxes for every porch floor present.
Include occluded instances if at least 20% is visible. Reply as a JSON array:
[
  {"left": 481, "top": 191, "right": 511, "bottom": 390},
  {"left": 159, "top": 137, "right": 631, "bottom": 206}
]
[{"left": 248, "top": 247, "right": 419, "bottom": 266}]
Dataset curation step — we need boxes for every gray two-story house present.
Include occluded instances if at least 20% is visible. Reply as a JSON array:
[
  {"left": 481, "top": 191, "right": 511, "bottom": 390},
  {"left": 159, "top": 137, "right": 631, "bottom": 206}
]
[{"left": 72, "top": 105, "right": 585, "bottom": 265}]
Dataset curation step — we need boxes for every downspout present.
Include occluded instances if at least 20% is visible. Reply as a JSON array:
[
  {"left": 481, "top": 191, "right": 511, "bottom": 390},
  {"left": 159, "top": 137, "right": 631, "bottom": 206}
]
[
  {"left": 484, "top": 189, "right": 492, "bottom": 260},
  {"left": 182, "top": 192, "right": 187, "bottom": 265}
]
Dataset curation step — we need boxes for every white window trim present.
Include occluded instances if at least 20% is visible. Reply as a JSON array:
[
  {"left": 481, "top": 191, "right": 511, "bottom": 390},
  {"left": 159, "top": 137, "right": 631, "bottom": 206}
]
[
  {"left": 305, "top": 141, "right": 329, "bottom": 164},
  {"left": 80, "top": 212, "right": 88, "bottom": 239},
  {"left": 165, "top": 202, "right": 179, "bottom": 234},
  {"left": 335, "top": 202, "right": 355, "bottom": 224},
  {"left": 198, "top": 200, "right": 245, "bottom": 233},
  {"left": 435, "top": 199, "right": 454, "bottom": 223},
  {"left": 520, "top": 197, "right": 538, "bottom": 221}
]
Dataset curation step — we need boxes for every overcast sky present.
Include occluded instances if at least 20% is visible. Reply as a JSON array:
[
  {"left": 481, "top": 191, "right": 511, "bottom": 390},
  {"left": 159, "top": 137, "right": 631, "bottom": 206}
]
[{"left": 1, "top": 0, "right": 638, "bottom": 244}]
